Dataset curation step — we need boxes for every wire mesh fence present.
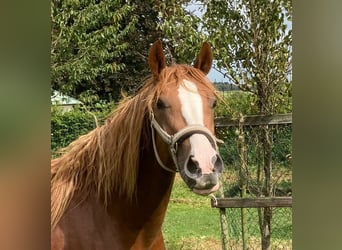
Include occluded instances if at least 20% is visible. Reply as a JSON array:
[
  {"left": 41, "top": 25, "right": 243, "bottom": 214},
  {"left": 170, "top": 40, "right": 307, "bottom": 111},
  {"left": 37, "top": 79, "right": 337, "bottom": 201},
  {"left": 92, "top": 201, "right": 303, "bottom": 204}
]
[
  {"left": 223, "top": 207, "right": 292, "bottom": 250},
  {"left": 217, "top": 122, "right": 292, "bottom": 198}
]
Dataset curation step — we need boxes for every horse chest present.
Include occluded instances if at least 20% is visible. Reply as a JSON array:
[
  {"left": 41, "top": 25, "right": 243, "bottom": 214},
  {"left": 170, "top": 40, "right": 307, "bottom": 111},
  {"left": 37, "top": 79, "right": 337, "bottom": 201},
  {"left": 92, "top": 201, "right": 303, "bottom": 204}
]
[{"left": 52, "top": 197, "right": 166, "bottom": 250}]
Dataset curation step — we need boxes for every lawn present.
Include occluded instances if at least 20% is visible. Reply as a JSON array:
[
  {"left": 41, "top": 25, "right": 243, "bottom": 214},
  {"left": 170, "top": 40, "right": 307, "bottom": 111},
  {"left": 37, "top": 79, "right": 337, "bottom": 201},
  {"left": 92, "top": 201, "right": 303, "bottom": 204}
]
[{"left": 162, "top": 176, "right": 222, "bottom": 250}]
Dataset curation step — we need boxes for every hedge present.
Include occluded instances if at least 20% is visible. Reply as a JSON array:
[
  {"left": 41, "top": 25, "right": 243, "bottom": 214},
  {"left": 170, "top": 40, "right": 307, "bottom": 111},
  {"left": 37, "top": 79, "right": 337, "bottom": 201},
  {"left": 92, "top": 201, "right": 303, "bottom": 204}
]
[{"left": 51, "top": 103, "right": 114, "bottom": 154}]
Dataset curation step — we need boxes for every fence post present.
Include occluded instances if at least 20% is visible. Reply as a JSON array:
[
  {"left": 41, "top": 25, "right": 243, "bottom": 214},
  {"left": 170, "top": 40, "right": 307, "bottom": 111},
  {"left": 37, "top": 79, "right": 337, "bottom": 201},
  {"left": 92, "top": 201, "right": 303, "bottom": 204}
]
[
  {"left": 215, "top": 186, "right": 229, "bottom": 250},
  {"left": 237, "top": 119, "right": 248, "bottom": 250},
  {"left": 219, "top": 207, "right": 229, "bottom": 250}
]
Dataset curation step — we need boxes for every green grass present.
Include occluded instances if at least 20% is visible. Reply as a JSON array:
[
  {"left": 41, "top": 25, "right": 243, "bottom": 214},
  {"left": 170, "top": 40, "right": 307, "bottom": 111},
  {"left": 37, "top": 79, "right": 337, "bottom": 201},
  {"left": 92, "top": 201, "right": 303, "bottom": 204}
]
[{"left": 162, "top": 177, "right": 222, "bottom": 249}]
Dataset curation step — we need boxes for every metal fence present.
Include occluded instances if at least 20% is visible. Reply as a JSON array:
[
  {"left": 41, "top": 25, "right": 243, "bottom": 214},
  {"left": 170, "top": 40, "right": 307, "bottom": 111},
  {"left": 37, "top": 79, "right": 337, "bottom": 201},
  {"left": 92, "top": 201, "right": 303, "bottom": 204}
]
[{"left": 221, "top": 206, "right": 292, "bottom": 250}]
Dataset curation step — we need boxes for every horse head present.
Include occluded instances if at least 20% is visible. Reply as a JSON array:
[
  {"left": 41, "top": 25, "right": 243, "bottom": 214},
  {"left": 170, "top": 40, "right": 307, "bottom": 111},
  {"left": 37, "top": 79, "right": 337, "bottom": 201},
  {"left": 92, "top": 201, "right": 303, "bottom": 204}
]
[{"left": 148, "top": 40, "right": 223, "bottom": 195}]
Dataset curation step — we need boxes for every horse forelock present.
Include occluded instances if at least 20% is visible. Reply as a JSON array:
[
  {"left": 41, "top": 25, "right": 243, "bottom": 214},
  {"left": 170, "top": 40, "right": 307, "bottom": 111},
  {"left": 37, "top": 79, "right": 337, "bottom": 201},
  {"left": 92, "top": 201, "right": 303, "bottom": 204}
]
[
  {"left": 158, "top": 65, "right": 218, "bottom": 98},
  {"left": 51, "top": 64, "right": 217, "bottom": 229}
]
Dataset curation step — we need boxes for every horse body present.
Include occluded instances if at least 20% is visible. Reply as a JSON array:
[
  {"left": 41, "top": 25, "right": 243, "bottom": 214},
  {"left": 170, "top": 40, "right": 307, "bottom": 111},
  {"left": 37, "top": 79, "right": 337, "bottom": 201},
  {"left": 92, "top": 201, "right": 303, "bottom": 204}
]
[
  {"left": 52, "top": 152, "right": 174, "bottom": 250},
  {"left": 51, "top": 40, "right": 223, "bottom": 249}
]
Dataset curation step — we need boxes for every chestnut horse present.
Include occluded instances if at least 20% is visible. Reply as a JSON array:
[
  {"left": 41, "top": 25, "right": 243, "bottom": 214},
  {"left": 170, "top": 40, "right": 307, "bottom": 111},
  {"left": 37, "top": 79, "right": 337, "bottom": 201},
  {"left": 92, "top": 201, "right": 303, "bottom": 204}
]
[{"left": 51, "top": 40, "right": 223, "bottom": 250}]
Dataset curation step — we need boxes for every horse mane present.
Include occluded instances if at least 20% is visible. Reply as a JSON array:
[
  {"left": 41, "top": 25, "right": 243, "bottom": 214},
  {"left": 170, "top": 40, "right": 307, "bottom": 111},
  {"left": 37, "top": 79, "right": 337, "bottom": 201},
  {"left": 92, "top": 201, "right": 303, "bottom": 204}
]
[{"left": 51, "top": 64, "right": 217, "bottom": 228}]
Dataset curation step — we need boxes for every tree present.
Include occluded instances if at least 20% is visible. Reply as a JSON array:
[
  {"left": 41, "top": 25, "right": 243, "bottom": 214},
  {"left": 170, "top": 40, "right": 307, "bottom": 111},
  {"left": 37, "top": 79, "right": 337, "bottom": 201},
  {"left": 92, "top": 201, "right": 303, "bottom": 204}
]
[
  {"left": 156, "top": 1, "right": 206, "bottom": 64},
  {"left": 107, "top": 0, "right": 166, "bottom": 99},
  {"left": 51, "top": 0, "right": 199, "bottom": 102},
  {"left": 203, "top": 0, "right": 292, "bottom": 114},
  {"left": 51, "top": 0, "right": 138, "bottom": 101},
  {"left": 159, "top": 1, "right": 292, "bottom": 249}
]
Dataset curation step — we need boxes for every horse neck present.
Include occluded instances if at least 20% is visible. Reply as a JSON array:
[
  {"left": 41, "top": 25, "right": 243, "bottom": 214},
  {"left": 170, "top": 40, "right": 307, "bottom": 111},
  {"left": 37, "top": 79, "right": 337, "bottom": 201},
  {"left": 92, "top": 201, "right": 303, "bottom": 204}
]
[
  {"left": 107, "top": 131, "right": 175, "bottom": 239},
  {"left": 136, "top": 146, "right": 176, "bottom": 212}
]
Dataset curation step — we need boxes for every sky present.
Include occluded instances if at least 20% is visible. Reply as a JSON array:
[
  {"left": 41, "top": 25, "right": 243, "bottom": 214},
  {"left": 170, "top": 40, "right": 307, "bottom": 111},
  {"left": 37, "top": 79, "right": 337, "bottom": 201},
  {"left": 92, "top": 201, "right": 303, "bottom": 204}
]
[{"left": 207, "top": 67, "right": 228, "bottom": 83}]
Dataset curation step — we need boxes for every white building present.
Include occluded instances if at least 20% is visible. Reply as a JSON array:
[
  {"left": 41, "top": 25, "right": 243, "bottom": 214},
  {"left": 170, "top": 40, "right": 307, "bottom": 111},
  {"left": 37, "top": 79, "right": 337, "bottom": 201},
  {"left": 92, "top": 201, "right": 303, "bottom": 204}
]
[{"left": 51, "top": 90, "right": 82, "bottom": 112}]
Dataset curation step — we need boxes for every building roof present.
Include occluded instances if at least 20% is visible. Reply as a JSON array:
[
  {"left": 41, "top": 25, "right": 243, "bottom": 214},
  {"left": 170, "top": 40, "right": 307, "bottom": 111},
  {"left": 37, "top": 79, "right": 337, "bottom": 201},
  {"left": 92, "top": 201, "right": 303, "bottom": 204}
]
[{"left": 51, "top": 90, "right": 82, "bottom": 105}]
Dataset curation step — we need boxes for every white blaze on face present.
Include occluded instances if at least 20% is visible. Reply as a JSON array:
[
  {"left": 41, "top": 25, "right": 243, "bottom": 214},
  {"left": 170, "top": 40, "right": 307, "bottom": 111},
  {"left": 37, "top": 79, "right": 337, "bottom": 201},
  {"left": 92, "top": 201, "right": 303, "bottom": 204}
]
[
  {"left": 178, "top": 80, "right": 217, "bottom": 174},
  {"left": 178, "top": 80, "right": 204, "bottom": 126}
]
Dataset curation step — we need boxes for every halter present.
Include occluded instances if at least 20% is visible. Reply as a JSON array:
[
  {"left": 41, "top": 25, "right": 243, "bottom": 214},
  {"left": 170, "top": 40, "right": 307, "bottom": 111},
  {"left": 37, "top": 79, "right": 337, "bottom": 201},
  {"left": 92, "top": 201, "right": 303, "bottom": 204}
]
[{"left": 150, "top": 111, "right": 223, "bottom": 173}]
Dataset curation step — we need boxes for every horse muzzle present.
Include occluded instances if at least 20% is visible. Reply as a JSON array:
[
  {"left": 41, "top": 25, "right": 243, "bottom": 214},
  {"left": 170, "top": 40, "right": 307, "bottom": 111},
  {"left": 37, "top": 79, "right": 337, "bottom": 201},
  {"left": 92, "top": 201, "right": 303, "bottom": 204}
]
[{"left": 182, "top": 151, "right": 223, "bottom": 195}]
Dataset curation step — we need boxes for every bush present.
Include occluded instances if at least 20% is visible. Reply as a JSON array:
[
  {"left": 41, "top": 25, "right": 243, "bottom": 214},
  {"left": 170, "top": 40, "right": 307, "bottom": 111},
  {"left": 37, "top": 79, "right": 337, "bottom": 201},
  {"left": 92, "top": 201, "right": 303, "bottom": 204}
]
[{"left": 216, "top": 91, "right": 258, "bottom": 118}]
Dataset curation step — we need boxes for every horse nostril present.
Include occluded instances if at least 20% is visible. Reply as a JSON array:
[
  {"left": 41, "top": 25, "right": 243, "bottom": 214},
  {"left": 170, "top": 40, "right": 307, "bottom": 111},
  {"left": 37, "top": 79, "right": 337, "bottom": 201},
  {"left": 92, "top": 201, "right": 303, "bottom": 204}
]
[
  {"left": 186, "top": 156, "right": 201, "bottom": 177},
  {"left": 213, "top": 154, "right": 223, "bottom": 173},
  {"left": 211, "top": 155, "right": 217, "bottom": 167}
]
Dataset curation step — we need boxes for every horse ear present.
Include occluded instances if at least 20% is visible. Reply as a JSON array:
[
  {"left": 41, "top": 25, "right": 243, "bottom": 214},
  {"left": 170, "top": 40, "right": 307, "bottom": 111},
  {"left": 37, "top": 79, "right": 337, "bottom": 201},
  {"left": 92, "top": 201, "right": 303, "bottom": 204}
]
[
  {"left": 194, "top": 42, "right": 213, "bottom": 75},
  {"left": 149, "top": 40, "right": 166, "bottom": 79}
]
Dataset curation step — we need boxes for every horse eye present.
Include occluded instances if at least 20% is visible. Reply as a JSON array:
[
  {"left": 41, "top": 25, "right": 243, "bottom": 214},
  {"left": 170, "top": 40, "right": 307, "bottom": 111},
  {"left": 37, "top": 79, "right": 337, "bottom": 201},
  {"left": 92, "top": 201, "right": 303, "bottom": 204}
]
[
  {"left": 156, "top": 99, "right": 166, "bottom": 109},
  {"left": 212, "top": 99, "right": 217, "bottom": 108}
]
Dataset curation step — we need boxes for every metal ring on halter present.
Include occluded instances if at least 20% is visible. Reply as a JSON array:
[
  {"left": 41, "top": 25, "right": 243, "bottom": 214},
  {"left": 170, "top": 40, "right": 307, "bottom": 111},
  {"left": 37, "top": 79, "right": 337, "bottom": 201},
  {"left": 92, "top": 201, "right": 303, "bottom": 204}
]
[
  {"left": 209, "top": 194, "right": 218, "bottom": 207},
  {"left": 150, "top": 111, "right": 223, "bottom": 173}
]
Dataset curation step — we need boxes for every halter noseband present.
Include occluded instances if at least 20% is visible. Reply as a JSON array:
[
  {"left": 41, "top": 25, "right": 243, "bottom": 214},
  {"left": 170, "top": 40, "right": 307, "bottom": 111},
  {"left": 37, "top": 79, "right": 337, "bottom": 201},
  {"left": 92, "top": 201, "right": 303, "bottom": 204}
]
[{"left": 150, "top": 111, "right": 223, "bottom": 173}]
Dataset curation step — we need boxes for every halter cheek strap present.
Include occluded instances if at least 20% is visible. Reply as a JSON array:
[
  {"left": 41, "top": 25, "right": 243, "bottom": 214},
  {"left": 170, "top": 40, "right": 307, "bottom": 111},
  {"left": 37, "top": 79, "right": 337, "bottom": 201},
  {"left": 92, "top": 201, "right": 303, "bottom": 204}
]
[
  {"left": 150, "top": 111, "right": 223, "bottom": 173},
  {"left": 151, "top": 124, "right": 177, "bottom": 173}
]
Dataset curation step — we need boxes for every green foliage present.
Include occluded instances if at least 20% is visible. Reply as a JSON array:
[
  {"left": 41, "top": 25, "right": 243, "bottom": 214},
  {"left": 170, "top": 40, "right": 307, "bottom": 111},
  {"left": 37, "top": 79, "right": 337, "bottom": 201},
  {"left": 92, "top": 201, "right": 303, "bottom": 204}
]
[
  {"left": 214, "top": 82, "right": 240, "bottom": 92},
  {"left": 216, "top": 91, "right": 259, "bottom": 118},
  {"left": 204, "top": 0, "right": 292, "bottom": 114},
  {"left": 156, "top": 1, "right": 205, "bottom": 64},
  {"left": 51, "top": 0, "right": 179, "bottom": 102},
  {"left": 51, "top": 0, "right": 138, "bottom": 99},
  {"left": 216, "top": 89, "right": 292, "bottom": 118},
  {"left": 52, "top": 1, "right": 209, "bottom": 102}
]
